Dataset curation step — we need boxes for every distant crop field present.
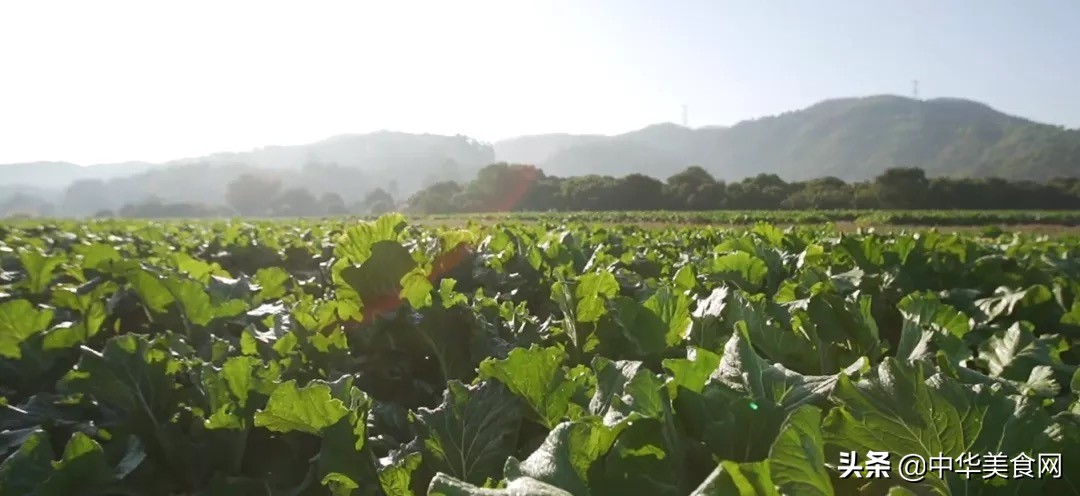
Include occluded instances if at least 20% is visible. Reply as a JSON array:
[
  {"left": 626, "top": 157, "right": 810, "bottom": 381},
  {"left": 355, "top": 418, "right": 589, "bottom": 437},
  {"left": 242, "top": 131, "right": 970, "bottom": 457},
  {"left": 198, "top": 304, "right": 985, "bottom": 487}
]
[
  {"left": 0, "top": 213, "right": 1078, "bottom": 494},
  {"left": 414, "top": 209, "right": 1080, "bottom": 226}
]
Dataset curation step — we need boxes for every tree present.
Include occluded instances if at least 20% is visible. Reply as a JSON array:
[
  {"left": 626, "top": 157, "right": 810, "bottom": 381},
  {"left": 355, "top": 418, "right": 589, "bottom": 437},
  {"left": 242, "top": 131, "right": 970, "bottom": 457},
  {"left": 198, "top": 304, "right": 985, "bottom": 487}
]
[
  {"left": 874, "top": 167, "right": 929, "bottom": 209},
  {"left": 615, "top": 174, "right": 665, "bottom": 210},
  {"left": 665, "top": 166, "right": 722, "bottom": 209},
  {"left": 407, "top": 181, "right": 462, "bottom": 214},
  {"left": 270, "top": 188, "right": 319, "bottom": 217},
  {"left": 320, "top": 192, "right": 347, "bottom": 216},
  {"left": 226, "top": 173, "right": 282, "bottom": 216},
  {"left": 364, "top": 188, "right": 395, "bottom": 214},
  {"left": 62, "top": 179, "right": 113, "bottom": 216}
]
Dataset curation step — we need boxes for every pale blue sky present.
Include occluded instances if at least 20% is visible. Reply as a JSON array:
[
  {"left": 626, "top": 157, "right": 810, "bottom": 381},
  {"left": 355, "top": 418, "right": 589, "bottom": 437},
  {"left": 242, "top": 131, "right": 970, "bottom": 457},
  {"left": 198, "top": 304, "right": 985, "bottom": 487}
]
[{"left": 0, "top": 0, "right": 1076, "bottom": 164}]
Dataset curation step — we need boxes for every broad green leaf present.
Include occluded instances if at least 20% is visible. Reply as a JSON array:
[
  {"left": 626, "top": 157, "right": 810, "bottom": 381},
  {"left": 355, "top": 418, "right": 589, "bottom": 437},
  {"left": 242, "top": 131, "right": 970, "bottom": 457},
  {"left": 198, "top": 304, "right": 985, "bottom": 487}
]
[
  {"left": 334, "top": 213, "right": 407, "bottom": 264},
  {"left": 506, "top": 417, "right": 629, "bottom": 495},
  {"left": 43, "top": 287, "right": 108, "bottom": 350},
  {"left": 673, "top": 265, "right": 696, "bottom": 292},
  {"left": 438, "top": 278, "right": 469, "bottom": 308},
  {"left": 38, "top": 432, "right": 114, "bottom": 495},
  {"left": 975, "top": 285, "right": 1053, "bottom": 323},
  {"left": 643, "top": 285, "right": 692, "bottom": 346},
  {"left": 254, "top": 266, "right": 291, "bottom": 301},
  {"left": 767, "top": 405, "right": 833, "bottom": 496},
  {"left": 253, "top": 380, "right": 349, "bottom": 435},
  {"left": 977, "top": 321, "right": 1065, "bottom": 381},
  {"left": 575, "top": 271, "right": 619, "bottom": 323},
  {"left": 428, "top": 472, "right": 573, "bottom": 496},
  {"left": 0, "top": 299, "right": 54, "bottom": 359},
  {"left": 412, "top": 381, "right": 522, "bottom": 486},
  {"left": 710, "top": 251, "right": 768, "bottom": 291},
  {"left": 822, "top": 358, "right": 989, "bottom": 492},
  {"left": 0, "top": 429, "right": 55, "bottom": 494},
  {"left": 379, "top": 452, "right": 423, "bottom": 496},
  {"left": 318, "top": 376, "right": 375, "bottom": 494},
  {"left": 607, "top": 296, "right": 668, "bottom": 357},
  {"left": 688, "top": 286, "right": 729, "bottom": 350},
  {"left": 126, "top": 266, "right": 175, "bottom": 313},
  {"left": 898, "top": 291, "right": 972, "bottom": 339},
  {"left": 339, "top": 240, "right": 417, "bottom": 308},
  {"left": 18, "top": 249, "right": 62, "bottom": 294},
  {"left": 478, "top": 345, "right": 585, "bottom": 429},
  {"left": 714, "top": 329, "right": 864, "bottom": 411},
  {"left": 663, "top": 346, "right": 722, "bottom": 398},
  {"left": 589, "top": 357, "right": 664, "bottom": 424},
  {"left": 59, "top": 334, "right": 180, "bottom": 419},
  {"left": 689, "top": 460, "right": 778, "bottom": 496},
  {"left": 400, "top": 267, "right": 434, "bottom": 309}
]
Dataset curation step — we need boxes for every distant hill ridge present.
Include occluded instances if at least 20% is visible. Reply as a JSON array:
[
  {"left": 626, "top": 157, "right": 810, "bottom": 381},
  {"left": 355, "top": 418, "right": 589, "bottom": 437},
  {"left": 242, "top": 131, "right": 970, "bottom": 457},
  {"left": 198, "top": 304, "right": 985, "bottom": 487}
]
[
  {"left": 494, "top": 95, "right": 1080, "bottom": 181},
  {"left": 3, "top": 94, "right": 1079, "bottom": 195}
]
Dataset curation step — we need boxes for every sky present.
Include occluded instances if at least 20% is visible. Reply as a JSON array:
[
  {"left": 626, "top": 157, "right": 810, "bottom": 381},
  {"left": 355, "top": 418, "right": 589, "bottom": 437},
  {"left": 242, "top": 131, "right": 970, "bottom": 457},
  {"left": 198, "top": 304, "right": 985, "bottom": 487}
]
[{"left": 1, "top": 0, "right": 1078, "bottom": 165}]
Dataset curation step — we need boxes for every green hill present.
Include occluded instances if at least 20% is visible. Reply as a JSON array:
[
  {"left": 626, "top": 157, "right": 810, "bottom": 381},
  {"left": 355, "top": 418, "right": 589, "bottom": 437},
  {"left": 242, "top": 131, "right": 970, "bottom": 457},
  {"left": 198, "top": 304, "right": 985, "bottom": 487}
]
[{"left": 495, "top": 95, "right": 1080, "bottom": 181}]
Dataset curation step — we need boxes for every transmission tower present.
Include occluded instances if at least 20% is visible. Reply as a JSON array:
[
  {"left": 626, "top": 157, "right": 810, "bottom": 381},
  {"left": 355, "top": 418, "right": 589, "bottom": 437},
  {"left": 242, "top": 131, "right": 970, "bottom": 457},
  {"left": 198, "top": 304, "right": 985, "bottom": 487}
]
[{"left": 912, "top": 80, "right": 919, "bottom": 100}]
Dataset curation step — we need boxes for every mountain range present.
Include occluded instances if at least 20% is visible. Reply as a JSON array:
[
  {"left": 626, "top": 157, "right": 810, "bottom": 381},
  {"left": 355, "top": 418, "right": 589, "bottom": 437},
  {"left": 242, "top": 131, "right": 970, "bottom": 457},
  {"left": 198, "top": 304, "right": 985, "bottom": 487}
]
[
  {"left": 494, "top": 95, "right": 1080, "bottom": 181},
  {"left": 2, "top": 94, "right": 1079, "bottom": 215}
]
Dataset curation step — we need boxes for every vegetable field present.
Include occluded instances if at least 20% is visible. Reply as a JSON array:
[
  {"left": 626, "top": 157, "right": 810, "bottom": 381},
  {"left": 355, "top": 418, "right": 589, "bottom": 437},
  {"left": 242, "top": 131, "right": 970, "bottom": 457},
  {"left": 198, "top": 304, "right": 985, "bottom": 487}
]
[
  {"left": 419, "top": 209, "right": 1080, "bottom": 228},
  {"left": 1, "top": 215, "right": 1079, "bottom": 495}
]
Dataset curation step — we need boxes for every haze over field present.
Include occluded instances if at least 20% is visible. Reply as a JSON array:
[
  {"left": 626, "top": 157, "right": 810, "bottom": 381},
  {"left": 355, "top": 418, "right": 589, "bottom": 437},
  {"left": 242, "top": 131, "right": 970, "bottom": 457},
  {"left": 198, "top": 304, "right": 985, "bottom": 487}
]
[{"left": 1, "top": 1, "right": 1079, "bottom": 216}]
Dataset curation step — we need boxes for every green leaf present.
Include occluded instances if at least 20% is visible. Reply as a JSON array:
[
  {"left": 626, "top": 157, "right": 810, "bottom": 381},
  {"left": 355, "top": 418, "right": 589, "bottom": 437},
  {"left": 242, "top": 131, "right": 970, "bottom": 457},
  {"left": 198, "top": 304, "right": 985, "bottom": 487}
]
[
  {"left": 715, "top": 329, "right": 864, "bottom": 411},
  {"left": 689, "top": 460, "right": 778, "bottom": 496},
  {"left": 896, "top": 293, "right": 972, "bottom": 364},
  {"left": 379, "top": 452, "right": 422, "bottom": 496},
  {"left": 977, "top": 321, "right": 1065, "bottom": 382},
  {"left": 643, "top": 285, "right": 692, "bottom": 347},
  {"left": 163, "top": 276, "right": 246, "bottom": 327},
  {"left": 400, "top": 267, "right": 434, "bottom": 309},
  {"left": 126, "top": 266, "right": 175, "bottom": 313},
  {"left": 975, "top": 285, "right": 1053, "bottom": 323},
  {"left": 673, "top": 265, "right": 696, "bottom": 292},
  {"left": 59, "top": 334, "right": 180, "bottom": 419},
  {"left": 253, "top": 379, "right": 349, "bottom": 435},
  {"left": 318, "top": 376, "right": 375, "bottom": 493},
  {"left": 478, "top": 345, "right": 585, "bottom": 429},
  {"left": 43, "top": 288, "right": 108, "bottom": 350},
  {"left": 18, "top": 249, "right": 62, "bottom": 294},
  {"left": 897, "top": 291, "right": 972, "bottom": 338},
  {"left": 710, "top": 251, "right": 768, "bottom": 291},
  {"left": 75, "top": 243, "right": 121, "bottom": 270},
  {"left": 767, "top": 405, "right": 833, "bottom": 496},
  {"left": 663, "top": 346, "right": 722, "bottom": 399},
  {"left": 334, "top": 213, "right": 407, "bottom": 264},
  {"left": 822, "top": 358, "right": 988, "bottom": 491},
  {"left": 38, "top": 432, "right": 114, "bottom": 495},
  {"left": 0, "top": 430, "right": 55, "bottom": 494},
  {"left": 438, "top": 278, "right": 469, "bottom": 308},
  {"left": 575, "top": 271, "right": 619, "bottom": 323},
  {"left": 254, "top": 266, "right": 291, "bottom": 302},
  {"left": 506, "top": 417, "right": 629, "bottom": 495},
  {"left": 339, "top": 240, "right": 417, "bottom": 308},
  {"left": 428, "top": 472, "right": 573, "bottom": 496},
  {"left": 589, "top": 357, "right": 664, "bottom": 424},
  {"left": 688, "top": 286, "right": 729, "bottom": 350},
  {"left": 0, "top": 299, "right": 54, "bottom": 359},
  {"left": 412, "top": 381, "right": 522, "bottom": 486}
]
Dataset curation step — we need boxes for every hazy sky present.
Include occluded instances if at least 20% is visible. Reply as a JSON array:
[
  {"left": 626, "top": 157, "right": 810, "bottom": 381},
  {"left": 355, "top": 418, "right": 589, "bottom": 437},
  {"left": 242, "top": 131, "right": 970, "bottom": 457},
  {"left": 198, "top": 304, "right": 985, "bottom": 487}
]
[{"left": 1, "top": 0, "right": 1077, "bottom": 164}]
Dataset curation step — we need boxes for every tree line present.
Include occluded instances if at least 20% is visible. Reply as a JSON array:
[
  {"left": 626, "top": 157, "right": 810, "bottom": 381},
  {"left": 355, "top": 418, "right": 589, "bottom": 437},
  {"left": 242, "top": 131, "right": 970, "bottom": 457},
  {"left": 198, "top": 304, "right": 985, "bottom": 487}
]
[
  {"left": 405, "top": 164, "right": 1080, "bottom": 214},
  {"left": 6, "top": 163, "right": 1080, "bottom": 219}
]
